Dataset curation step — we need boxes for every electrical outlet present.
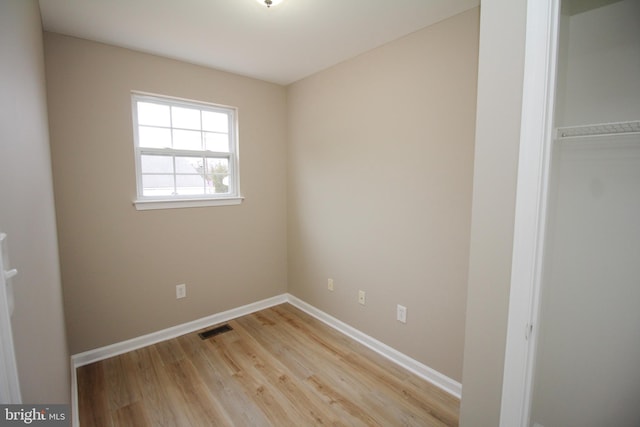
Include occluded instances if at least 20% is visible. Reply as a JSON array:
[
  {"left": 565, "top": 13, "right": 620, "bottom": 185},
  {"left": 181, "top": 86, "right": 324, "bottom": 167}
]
[
  {"left": 176, "top": 283, "right": 186, "bottom": 299},
  {"left": 358, "top": 290, "right": 366, "bottom": 305},
  {"left": 397, "top": 304, "right": 407, "bottom": 323},
  {"left": 328, "top": 278, "right": 334, "bottom": 291}
]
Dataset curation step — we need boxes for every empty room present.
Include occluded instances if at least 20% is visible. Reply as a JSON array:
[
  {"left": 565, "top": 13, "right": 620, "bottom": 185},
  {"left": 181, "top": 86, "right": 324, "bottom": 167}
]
[{"left": 1, "top": 0, "right": 638, "bottom": 426}]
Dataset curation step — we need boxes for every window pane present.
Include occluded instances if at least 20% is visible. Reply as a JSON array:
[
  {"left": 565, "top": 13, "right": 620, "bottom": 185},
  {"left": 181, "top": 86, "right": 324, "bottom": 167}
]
[
  {"left": 137, "top": 102, "right": 170, "bottom": 127},
  {"left": 209, "top": 174, "right": 229, "bottom": 194},
  {"left": 204, "top": 132, "right": 229, "bottom": 152},
  {"left": 176, "top": 175, "right": 205, "bottom": 195},
  {"left": 172, "top": 129, "right": 202, "bottom": 150},
  {"left": 202, "top": 111, "right": 229, "bottom": 132},
  {"left": 141, "top": 155, "right": 173, "bottom": 173},
  {"left": 138, "top": 126, "right": 171, "bottom": 148},
  {"left": 142, "top": 175, "right": 174, "bottom": 196},
  {"left": 172, "top": 106, "right": 201, "bottom": 130},
  {"left": 175, "top": 156, "right": 202, "bottom": 174},
  {"left": 132, "top": 94, "right": 239, "bottom": 202},
  {"left": 205, "top": 158, "right": 229, "bottom": 173},
  {"left": 205, "top": 158, "right": 229, "bottom": 194}
]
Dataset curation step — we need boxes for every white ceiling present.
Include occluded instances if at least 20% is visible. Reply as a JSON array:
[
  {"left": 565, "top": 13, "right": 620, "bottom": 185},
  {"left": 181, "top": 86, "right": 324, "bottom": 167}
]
[{"left": 38, "top": 0, "right": 479, "bottom": 86}]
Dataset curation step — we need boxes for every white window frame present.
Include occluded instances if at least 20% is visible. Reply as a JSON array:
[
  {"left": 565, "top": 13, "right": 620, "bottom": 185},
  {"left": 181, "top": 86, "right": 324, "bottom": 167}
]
[{"left": 131, "top": 92, "right": 243, "bottom": 210}]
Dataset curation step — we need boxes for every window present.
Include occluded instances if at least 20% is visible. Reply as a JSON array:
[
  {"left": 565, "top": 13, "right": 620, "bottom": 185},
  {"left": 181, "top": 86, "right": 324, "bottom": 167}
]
[{"left": 131, "top": 92, "right": 242, "bottom": 210}]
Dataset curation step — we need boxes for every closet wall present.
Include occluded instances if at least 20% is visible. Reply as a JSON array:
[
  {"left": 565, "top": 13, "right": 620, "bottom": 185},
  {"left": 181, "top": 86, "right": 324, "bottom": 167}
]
[
  {"left": 531, "top": 1, "right": 640, "bottom": 426},
  {"left": 556, "top": 0, "right": 640, "bottom": 126}
]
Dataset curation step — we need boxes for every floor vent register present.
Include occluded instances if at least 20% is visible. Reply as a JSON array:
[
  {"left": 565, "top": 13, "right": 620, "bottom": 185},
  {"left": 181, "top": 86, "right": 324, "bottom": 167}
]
[{"left": 198, "top": 324, "right": 233, "bottom": 340}]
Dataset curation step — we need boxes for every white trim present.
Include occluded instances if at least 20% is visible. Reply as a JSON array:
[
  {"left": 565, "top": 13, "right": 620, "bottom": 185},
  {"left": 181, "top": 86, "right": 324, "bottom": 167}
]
[
  {"left": 70, "top": 292, "right": 461, "bottom": 423},
  {"left": 133, "top": 196, "right": 244, "bottom": 210},
  {"left": 0, "top": 232, "right": 21, "bottom": 404},
  {"left": 286, "top": 294, "right": 462, "bottom": 398},
  {"left": 71, "top": 294, "right": 286, "bottom": 368},
  {"left": 70, "top": 357, "right": 79, "bottom": 427},
  {"left": 500, "top": 0, "right": 559, "bottom": 426},
  {"left": 131, "top": 92, "right": 241, "bottom": 206},
  {"left": 71, "top": 294, "right": 285, "bottom": 423}
]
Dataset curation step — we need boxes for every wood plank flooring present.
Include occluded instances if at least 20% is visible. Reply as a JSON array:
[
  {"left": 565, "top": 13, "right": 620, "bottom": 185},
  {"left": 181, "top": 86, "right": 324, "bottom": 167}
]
[{"left": 77, "top": 303, "right": 459, "bottom": 426}]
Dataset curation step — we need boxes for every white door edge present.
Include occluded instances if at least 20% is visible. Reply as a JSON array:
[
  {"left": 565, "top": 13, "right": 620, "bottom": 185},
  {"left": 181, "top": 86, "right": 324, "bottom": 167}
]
[
  {"left": 0, "top": 233, "right": 22, "bottom": 403},
  {"left": 499, "top": 0, "right": 560, "bottom": 425}
]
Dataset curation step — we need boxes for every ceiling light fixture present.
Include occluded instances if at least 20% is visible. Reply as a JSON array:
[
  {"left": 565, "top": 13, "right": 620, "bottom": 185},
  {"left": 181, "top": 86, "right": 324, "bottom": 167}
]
[{"left": 256, "top": 0, "right": 284, "bottom": 8}]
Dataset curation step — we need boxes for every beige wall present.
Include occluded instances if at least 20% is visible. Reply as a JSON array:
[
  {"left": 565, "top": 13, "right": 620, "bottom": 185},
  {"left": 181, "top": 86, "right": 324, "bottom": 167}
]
[
  {"left": 459, "top": 0, "right": 527, "bottom": 425},
  {"left": 0, "top": 0, "right": 70, "bottom": 403},
  {"left": 558, "top": 0, "right": 640, "bottom": 126},
  {"left": 44, "top": 33, "right": 288, "bottom": 354},
  {"left": 287, "top": 8, "right": 479, "bottom": 383}
]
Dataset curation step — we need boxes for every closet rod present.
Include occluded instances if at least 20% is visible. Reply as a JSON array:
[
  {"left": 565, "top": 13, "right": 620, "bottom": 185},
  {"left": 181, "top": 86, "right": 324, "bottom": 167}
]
[{"left": 556, "top": 120, "right": 640, "bottom": 140}]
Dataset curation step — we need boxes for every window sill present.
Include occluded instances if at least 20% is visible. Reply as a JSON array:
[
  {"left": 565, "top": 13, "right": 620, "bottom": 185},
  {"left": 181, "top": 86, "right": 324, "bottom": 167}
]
[{"left": 133, "top": 196, "right": 244, "bottom": 211}]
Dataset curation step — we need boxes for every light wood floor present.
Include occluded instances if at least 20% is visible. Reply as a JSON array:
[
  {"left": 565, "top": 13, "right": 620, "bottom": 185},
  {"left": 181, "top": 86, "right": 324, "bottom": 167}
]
[{"left": 78, "top": 303, "right": 459, "bottom": 426}]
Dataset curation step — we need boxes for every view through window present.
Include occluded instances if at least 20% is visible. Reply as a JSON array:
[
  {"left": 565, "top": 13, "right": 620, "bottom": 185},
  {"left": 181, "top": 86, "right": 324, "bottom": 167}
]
[{"left": 131, "top": 93, "right": 240, "bottom": 205}]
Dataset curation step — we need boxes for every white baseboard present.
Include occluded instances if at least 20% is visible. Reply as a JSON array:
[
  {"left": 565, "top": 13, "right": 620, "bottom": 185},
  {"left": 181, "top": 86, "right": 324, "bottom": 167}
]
[
  {"left": 70, "top": 292, "right": 460, "bottom": 424},
  {"left": 71, "top": 293, "right": 287, "bottom": 368},
  {"left": 286, "top": 294, "right": 462, "bottom": 399},
  {"left": 70, "top": 294, "right": 287, "bottom": 426}
]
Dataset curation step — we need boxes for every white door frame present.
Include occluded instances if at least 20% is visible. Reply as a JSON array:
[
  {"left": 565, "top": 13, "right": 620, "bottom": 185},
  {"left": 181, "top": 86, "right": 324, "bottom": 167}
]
[
  {"left": 499, "top": 0, "right": 560, "bottom": 425},
  {"left": 0, "top": 232, "right": 22, "bottom": 403}
]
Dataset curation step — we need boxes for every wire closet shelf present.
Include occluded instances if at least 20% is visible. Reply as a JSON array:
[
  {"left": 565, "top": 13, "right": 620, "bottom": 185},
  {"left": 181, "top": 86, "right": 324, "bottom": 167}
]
[{"left": 556, "top": 120, "right": 640, "bottom": 140}]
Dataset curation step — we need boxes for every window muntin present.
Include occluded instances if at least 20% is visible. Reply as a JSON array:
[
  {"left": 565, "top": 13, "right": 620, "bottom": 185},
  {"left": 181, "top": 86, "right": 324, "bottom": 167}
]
[{"left": 132, "top": 93, "right": 240, "bottom": 204}]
